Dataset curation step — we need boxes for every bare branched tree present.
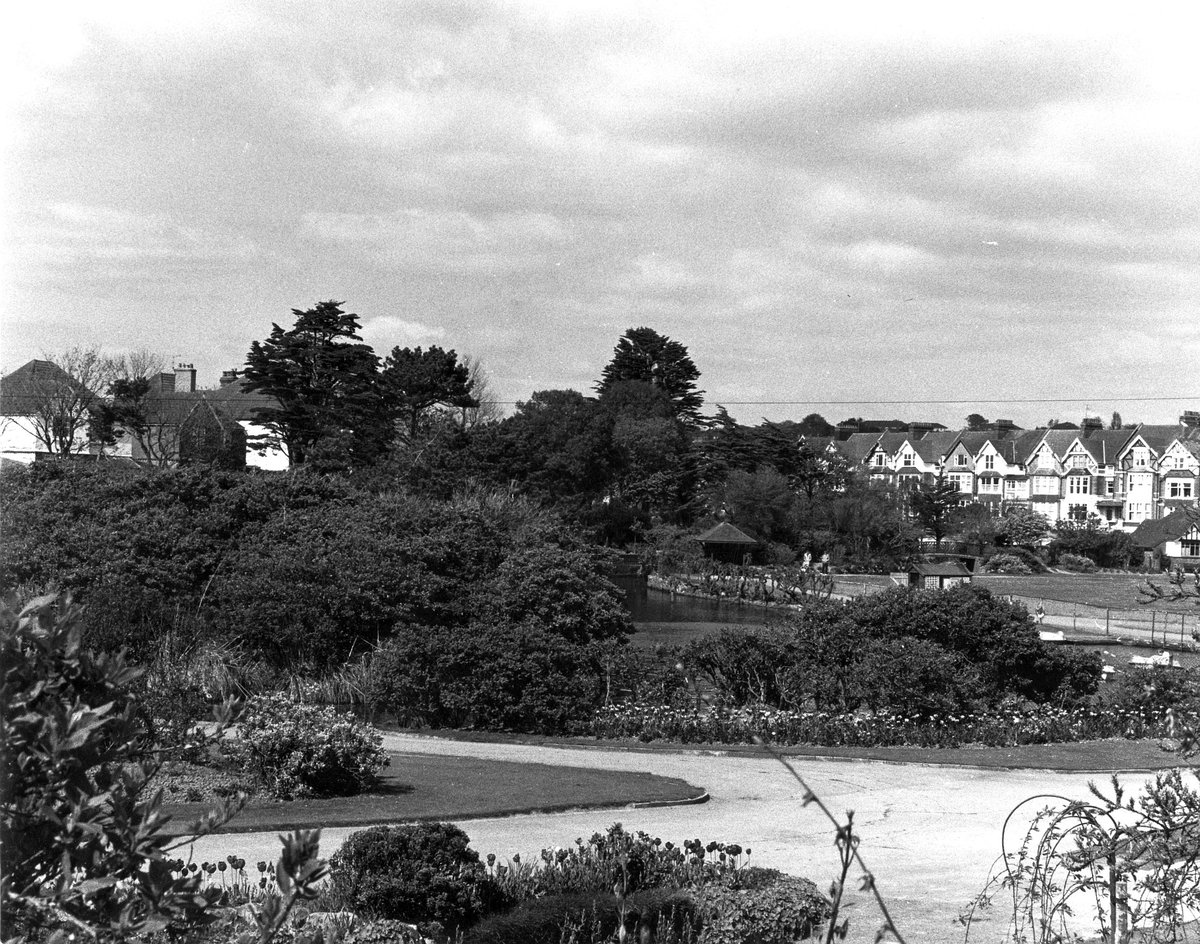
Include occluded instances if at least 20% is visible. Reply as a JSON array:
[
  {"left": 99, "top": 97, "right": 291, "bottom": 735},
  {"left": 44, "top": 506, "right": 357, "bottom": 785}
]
[
  {"left": 457, "top": 354, "right": 504, "bottom": 430},
  {"left": 4, "top": 348, "right": 115, "bottom": 458}
]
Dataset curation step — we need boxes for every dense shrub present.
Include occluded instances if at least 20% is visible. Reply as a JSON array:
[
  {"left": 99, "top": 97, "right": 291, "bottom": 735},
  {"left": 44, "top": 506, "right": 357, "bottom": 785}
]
[
  {"left": 1, "top": 465, "right": 632, "bottom": 672},
  {"left": 981, "top": 553, "right": 1033, "bottom": 575},
  {"left": 1058, "top": 552, "right": 1098, "bottom": 573},
  {"left": 328, "top": 824, "right": 499, "bottom": 933},
  {"left": 680, "top": 588, "right": 1101, "bottom": 718},
  {"left": 365, "top": 622, "right": 608, "bottom": 734},
  {"left": 696, "top": 870, "right": 828, "bottom": 944},
  {"left": 235, "top": 694, "right": 388, "bottom": 799}
]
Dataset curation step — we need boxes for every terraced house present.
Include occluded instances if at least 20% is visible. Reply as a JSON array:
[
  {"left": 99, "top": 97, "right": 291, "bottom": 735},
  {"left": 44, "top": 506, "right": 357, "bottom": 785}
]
[{"left": 830, "top": 413, "right": 1200, "bottom": 534}]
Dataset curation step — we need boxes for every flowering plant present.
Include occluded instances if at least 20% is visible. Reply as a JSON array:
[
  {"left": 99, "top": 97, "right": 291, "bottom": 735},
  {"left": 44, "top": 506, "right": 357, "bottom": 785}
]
[{"left": 235, "top": 694, "right": 387, "bottom": 799}]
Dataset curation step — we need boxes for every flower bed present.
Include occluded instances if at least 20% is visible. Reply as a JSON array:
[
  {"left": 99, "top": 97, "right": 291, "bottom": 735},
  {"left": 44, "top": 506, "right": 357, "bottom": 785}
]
[{"left": 592, "top": 701, "right": 1197, "bottom": 748}]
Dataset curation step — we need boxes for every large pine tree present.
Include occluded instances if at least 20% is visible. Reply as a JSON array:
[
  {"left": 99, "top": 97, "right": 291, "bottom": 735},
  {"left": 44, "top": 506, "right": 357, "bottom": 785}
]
[
  {"left": 243, "top": 300, "right": 387, "bottom": 467},
  {"left": 595, "top": 327, "right": 704, "bottom": 424}
]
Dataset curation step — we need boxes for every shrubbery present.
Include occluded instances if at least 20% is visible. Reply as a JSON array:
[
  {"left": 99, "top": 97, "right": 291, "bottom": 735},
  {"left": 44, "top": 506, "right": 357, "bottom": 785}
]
[
  {"left": 678, "top": 586, "right": 1101, "bottom": 720},
  {"left": 1057, "top": 552, "right": 1098, "bottom": 573},
  {"left": 980, "top": 553, "right": 1033, "bottom": 575},
  {"left": 0, "top": 465, "right": 631, "bottom": 673},
  {"left": 236, "top": 694, "right": 388, "bottom": 799},
  {"left": 327, "top": 824, "right": 499, "bottom": 934}
]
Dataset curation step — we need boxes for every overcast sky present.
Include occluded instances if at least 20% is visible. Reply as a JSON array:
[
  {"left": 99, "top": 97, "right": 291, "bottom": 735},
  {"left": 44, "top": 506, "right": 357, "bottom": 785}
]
[{"left": 4, "top": 2, "right": 1198, "bottom": 428}]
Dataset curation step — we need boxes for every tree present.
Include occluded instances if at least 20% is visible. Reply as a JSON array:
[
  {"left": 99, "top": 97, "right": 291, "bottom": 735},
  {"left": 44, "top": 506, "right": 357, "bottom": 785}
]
[
  {"left": 999, "top": 505, "right": 1050, "bottom": 548},
  {"left": 789, "top": 439, "right": 851, "bottom": 502},
  {"left": 379, "top": 345, "right": 477, "bottom": 443},
  {"left": 909, "top": 472, "right": 961, "bottom": 548},
  {"left": 1110, "top": 411, "right": 1123, "bottom": 430},
  {"left": 243, "top": 301, "right": 387, "bottom": 467},
  {"left": 596, "top": 327, "right": 704, "bottom": 424},
  {"left": 966, "top": 413, "right": 989, "bottom": 431},
  {"left": 457, "top": 355, "right": 503, "bottom": 430},
  {"left": 797, "top": 413, "right": 835, "bottom": 437}
]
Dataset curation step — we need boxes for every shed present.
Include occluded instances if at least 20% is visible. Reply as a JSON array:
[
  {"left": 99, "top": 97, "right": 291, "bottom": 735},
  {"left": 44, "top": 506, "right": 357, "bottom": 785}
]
[
  {"left": 908, "top": 561, "right": 973, "bottom": 591},
  {"left": 695, "top": 521, "right": 760, "bottom": 564}
]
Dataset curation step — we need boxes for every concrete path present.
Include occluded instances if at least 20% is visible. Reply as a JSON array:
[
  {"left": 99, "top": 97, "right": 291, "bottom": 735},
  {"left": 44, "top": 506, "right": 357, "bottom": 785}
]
[{"left": 181, "top": 734, "right": 1166, "bottom": 943}]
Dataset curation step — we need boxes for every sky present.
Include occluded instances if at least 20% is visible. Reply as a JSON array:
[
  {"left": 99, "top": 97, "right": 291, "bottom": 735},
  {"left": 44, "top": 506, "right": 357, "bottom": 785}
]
[{"left": 3, "top": 1, "right": 1199, "bottom": 429}]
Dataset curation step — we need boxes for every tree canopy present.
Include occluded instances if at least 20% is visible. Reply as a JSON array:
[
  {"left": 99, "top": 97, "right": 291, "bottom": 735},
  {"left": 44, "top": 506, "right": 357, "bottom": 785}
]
[
  {"left": 596, "top": 327, "right": 704, "bottom": 424},
  {"left": 380, "top": 345, "right": 477, "bottom": 442},
  {"left": 243, "top": 301, "right": 387, "bottom": 467}
]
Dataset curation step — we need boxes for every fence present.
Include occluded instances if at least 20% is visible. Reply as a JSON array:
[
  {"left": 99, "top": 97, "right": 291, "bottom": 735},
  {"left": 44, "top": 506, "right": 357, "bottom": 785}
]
[{"left": 1004, "top": 594, "right": 1200, "bottom": 647}]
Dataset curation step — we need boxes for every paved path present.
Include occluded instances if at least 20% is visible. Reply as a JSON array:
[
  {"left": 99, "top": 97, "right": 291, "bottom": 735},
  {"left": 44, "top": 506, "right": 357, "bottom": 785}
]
[{"left": 182, "top": 734, "right": 1166, "bottom": 943}]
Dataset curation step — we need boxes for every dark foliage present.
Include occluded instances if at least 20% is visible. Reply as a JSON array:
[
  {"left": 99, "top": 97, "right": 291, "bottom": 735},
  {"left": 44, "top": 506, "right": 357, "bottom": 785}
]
[{"left": 328, "top": 824, "right": 500, "bottom": 933}]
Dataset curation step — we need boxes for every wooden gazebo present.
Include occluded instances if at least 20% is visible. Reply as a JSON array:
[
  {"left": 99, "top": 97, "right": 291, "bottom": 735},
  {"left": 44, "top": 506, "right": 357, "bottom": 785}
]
[{"left": 695, "top": 521, "right": 760, "bottom": 564}]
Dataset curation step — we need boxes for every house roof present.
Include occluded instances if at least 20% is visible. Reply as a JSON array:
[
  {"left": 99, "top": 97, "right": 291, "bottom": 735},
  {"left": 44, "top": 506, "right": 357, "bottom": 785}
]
[
  {"left": 838, "top": 432, "right": 883, "bottom": 463},
  {"left": 0, "top": 359, "right": 92, "bottom": 416},
  {"left": 911, "top": 561, "right": 973, "bottom": 577},
  {"left": 1130, "top": 509, "right": 1200, "bottom": 549},
  {"left": 207, "top": 376, "right": 279, "bottom": 422},
  {"left": 696, "top": 522, "right": 760, "bottom": 545}
]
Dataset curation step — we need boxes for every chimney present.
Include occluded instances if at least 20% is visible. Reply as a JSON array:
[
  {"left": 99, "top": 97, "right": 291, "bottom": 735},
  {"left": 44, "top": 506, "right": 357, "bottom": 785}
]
[
  {"left": 1181, "top": 411, "right": 1200, "bottom": 429},
  {"left": 174, "top": 363, "right": 197, "bottom": 393},
  {"left": 157, "top": 372, "right": 175, "bottom": 394},
  {"left": 220, "top": 369, "right": 239, "bottom": 387}
]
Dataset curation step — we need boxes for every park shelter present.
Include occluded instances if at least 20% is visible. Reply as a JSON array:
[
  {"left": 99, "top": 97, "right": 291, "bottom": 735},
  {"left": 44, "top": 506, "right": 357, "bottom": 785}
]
[
  {"left": 907, "top": 561, "right": 973, "bottom": 590},
  {"left": 695, "top": 521, "right": 760, "bottom": 564}
]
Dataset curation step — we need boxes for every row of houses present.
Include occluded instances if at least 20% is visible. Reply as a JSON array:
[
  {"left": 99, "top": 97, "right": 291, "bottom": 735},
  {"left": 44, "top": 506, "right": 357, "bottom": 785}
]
[
  {"left": 816, "top": 414, "right": 1200, "bottom": 536},
  {"left": 0, "top": 360, "right": 287, "bottom": 470}
]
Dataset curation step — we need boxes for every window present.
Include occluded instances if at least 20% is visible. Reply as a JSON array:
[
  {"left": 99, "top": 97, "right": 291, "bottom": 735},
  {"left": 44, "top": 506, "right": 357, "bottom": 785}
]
[
  {"left": 1174, "top": 456, "right": 1189, "bottom": 470},
  {"left": 978, "top": 476, "right": 1001, "bottom": 493},
  {"left": 948, "top": 472, "right": 972, "bottom": 492},
  {"left": 1033, "top": 475, "right": 1059, "bottom": 495},
  {"left": 901, "top": 451, "right": 915, "bottom": 466},
  {"left": 1133, "top": 448, "right": 1149, "bottom": 468},
  {"left": 1068, "top": 475, "right": 1090, "bottom": 495},
  {"left": 955, "top": 454, "right": 968, "bottom": 467},
  {"left": 874, "top": 453, "right": 886, "bottom": 467},
  {"left": 1182, "top": 538, "right": 1200, "bottom": 557},
  {"left": 1069, "top": 455, "right": 1089, "bottom": 469},
  {"left": 1069, "top": 504, "right": 1088, "bottom": 521},
  {"left": 1107, "top": 479, "right": 1116, "bottom": 496},
  {"left": 983, "top": 455, "right": 995, "bottom": 470},
  {"left": 1168, "top": 480, "right": 1195, "bottom": 499}
]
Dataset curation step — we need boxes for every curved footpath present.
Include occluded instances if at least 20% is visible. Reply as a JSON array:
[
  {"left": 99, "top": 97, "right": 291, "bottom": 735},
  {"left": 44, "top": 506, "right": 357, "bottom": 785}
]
[{"left": 183, "top": 734, "right": 1172, "bottom": 943}]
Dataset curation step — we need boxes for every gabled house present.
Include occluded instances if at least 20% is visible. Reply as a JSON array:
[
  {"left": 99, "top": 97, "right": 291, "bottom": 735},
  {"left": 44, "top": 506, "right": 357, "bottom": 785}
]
[{"left": 0, "top": 360, "right": 99, "bottom": 464}]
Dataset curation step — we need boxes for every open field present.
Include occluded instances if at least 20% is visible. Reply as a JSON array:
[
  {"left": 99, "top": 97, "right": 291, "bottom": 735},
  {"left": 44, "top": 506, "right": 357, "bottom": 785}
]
[
  {"left": 160, "top": 750, "right": 703, "bottom": 835},
  {"left": 974, "top": 572, "right": 1198, "bottom": 612},
  {"left": 834, "top": 570, "right": 1199, "bottom": 613}
]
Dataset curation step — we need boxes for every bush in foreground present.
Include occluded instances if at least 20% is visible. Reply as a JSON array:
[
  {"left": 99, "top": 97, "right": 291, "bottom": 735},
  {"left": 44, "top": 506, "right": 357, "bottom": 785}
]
[
  {"left": 236, "top": 693, "right": 388, "bottom": 799},
  {"left": 328, "top": 824, "right": 500, "bottom": 934}
]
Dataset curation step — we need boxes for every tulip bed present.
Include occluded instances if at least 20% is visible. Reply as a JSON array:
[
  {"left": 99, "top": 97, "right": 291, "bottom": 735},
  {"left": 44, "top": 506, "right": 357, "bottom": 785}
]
[{"left": 592, "top": 701, "right": 1197, "bottom": 748}]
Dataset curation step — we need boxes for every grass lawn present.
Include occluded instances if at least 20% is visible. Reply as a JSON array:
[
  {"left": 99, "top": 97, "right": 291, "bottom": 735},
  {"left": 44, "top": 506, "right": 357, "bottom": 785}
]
[
  {"left": 974, "top": 572, "right": 1197, "bottom": 612},
  {"left": 160, "top": 751, "right": 704, "bottom": 836}
]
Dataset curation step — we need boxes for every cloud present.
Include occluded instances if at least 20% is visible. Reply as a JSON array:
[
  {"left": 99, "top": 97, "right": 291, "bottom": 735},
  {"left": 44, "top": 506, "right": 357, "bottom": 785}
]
[{"left": 361, "top": 316, "right": 446, "bottom": 348}]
